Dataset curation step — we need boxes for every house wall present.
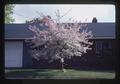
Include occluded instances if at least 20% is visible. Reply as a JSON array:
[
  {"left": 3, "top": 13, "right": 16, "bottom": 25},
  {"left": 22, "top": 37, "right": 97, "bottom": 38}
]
[
  {"left": 23, "top": 41, "right": 33, "bottom": 68},
  {"left": 5, "top": 41, "right": 23, "bottom": 68},
  {"left": 29, "top": 39, "right": 116, "bottom": 70},
  {"left": 5, "top": 39, "right": 116, "bottom": 70},
  {"left": 73, "top": 39, "right": 116, "bottom": 70}
]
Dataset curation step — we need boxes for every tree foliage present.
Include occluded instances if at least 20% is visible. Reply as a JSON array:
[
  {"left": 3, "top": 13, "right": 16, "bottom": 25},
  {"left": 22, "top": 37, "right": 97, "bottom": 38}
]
[
  {"left": 25, "top": 13, "right": 93, "bottom": 72},
  {"left": 5, "top": 4, "right": 15, "bottom": 23}
]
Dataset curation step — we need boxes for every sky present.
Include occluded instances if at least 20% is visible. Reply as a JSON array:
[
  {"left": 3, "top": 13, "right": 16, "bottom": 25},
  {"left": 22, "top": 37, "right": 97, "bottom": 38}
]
[{"left": 12, "top": 4, "right": 115, "bottom": 23}]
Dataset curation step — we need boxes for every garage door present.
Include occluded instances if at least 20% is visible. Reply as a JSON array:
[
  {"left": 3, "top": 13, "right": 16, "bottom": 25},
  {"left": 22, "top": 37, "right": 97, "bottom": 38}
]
[{"left": 5, "top": 41, "right": 23, "bottom": 68}]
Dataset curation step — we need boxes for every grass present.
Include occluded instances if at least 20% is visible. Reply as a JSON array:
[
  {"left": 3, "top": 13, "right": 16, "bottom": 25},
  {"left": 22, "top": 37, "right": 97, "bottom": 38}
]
[{"left": 5, "top": 69, "right": 115, "bottom": 79}]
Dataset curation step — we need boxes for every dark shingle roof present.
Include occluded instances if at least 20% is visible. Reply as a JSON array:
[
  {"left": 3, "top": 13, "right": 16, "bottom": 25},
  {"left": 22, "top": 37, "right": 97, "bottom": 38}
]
[
  {"left": 5, "top": 23, "right": 115, "bottom": 39},
  {"left": 5, "top": 24, "right": 48, "bottom": 39},
  {"left": 86, "top": 23, "right": 115, "bottom": 39}
]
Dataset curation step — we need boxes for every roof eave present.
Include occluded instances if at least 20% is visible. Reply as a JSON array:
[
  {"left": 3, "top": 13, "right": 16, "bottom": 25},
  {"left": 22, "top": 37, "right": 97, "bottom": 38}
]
[{"left": 5, "top": 37, "right": 115, "bottom": 40}]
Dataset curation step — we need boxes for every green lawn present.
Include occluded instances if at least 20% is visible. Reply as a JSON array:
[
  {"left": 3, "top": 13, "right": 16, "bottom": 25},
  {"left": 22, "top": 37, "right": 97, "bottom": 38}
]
[{"left": 5, "top": 69, "right": 115, "bottom": 79}]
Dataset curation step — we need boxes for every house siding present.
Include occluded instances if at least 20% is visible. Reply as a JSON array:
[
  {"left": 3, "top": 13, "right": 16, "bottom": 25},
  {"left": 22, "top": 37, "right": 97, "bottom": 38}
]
[
  {"left": 23, "top": 41, "right": 33, "bottom": 68},
  {"left": 79, "top": 39, "right": 116, "bottom": 69},
  {"left": 27, "top": 39, "right": 116, "bottom": 70},
  {"left": 5, "top": 41, "right": 23, "bottom": 68}
]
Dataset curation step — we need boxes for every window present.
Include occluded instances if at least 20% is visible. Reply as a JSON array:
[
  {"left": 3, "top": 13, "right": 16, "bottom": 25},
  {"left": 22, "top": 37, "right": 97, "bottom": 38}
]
[
  {"left": 102, "top": 41, "right": 112, "bottom": 56},
  {"left": 102, "top": 41, "right": 112, "bottom": 50},
  {"left": 95, "top": 41, "right": 102, "bottom": 54},
  {"left": 95, "top": 40, "right": 112, "bottom": 57}
]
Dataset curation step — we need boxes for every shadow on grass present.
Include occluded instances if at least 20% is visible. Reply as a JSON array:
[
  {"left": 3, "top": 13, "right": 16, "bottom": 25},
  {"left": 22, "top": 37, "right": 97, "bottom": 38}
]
[
  {"left": 5, "top": 69, "right": 61, "bottom": 79},
  {"left": 69, "top": 66, "right": 115, "bottom": 73},
  {"left": 5, "top": 69, "right": 115, "bottom": 79}
]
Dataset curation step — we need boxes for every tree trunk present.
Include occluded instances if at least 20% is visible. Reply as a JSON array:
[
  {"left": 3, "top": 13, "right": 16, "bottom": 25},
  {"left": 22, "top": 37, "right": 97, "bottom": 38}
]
[{"left": 60, "top": 58, "right": 66, "bottom": 72}]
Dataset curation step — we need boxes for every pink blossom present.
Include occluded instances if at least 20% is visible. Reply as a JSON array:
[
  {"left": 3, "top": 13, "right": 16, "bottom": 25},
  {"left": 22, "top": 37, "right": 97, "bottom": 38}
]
[{"left": 26, "top": 15, "right": 93, "bottom": 63}]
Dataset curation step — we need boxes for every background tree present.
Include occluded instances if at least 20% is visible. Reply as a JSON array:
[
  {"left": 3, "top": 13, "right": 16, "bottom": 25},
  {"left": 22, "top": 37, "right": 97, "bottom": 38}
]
[
  {"left": 5, "top": 4, "right": 15, "bottom": 24},
  {"left": 25, "top": 13, "right": 93, "bottom": 72}
]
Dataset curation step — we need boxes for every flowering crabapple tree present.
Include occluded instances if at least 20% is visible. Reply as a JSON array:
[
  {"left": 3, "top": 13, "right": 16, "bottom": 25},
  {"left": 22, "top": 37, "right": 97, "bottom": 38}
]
[{"left": 25, "top": 12, "right": 93, "bottom": 72}]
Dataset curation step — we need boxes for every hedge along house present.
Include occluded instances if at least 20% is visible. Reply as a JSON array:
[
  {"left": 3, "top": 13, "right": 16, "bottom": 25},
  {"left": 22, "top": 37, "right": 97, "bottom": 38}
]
[{"left": 5, "top": 23, "right": 116, "bottom": 70}]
